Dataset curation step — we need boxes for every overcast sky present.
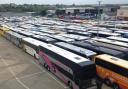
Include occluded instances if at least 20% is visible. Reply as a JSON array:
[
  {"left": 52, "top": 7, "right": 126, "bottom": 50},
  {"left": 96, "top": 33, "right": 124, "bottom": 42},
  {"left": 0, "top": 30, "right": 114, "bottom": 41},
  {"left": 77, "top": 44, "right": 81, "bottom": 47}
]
[{"left": 0, "top": 0, "right": 128, "bottom": 5}]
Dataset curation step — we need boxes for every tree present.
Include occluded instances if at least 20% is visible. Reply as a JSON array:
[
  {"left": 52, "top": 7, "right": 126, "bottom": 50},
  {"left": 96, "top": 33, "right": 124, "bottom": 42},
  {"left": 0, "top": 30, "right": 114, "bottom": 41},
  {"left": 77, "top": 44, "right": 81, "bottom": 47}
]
[{"left": 40, "top": 9, "right": 47, "bottom": 16}]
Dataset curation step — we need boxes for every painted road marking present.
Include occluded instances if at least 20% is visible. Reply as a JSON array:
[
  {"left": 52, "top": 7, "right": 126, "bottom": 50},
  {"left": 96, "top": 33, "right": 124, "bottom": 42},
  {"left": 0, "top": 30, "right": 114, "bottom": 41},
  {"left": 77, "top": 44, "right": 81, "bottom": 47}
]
[
  {"left": 0, "top": 57, "right": 30, "bottom": 89},
  {"left": 47, "top": 72, "right": 69, "bottom": 89},
  {"left": 19, "top": 72, "right": 43, "bottom": 79},
  {"left": 0, "top": 52, "right": 69, "bottom": 89},
  {"left": 32, "top": 60, "right": 69, "bottom": 89}
]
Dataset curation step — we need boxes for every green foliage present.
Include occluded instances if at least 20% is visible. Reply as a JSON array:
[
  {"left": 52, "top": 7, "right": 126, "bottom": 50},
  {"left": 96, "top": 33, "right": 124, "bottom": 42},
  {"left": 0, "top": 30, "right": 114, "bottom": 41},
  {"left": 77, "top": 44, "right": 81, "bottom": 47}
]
[
  {"left": 40, "top": 10, "right": 47, "bottom": 16},
  {"left": 0, "top": 4, "right": 49, "bottom": 13}
]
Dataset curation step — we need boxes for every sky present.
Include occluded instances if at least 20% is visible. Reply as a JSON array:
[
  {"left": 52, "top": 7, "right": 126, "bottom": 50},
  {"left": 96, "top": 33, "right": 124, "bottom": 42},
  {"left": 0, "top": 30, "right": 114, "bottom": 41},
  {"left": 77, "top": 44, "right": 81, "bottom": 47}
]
[{"left": 0, "top": 0, "right": 128, "bottom": 5}]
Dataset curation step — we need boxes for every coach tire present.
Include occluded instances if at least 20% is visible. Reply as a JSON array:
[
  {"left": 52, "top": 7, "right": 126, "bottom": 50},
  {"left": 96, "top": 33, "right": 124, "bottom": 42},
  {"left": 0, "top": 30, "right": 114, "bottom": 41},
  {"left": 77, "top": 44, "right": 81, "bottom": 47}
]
[
  {"left": 104, "top": 79, "right": 111, "bottom": 86},
  {"left": 68, "top": 81, "right": 73, "bottom": 89},
  {"left": 43, "top": 63, "right": 47, "bottom": 68},
  {"left": 96, "top": 78, "right": 102, "bottom": 89},
  {"left": 47, "top": 66, "right": 50, "bottom": 71},
  {"left": 34, "top": 54, "right": 36, "bottom": 59},
  {"left": 24, "top": 49, "right": 27, "bottom": 53},
  {"left": 113, "top": 83, "right": 120, "bottom": 89}
]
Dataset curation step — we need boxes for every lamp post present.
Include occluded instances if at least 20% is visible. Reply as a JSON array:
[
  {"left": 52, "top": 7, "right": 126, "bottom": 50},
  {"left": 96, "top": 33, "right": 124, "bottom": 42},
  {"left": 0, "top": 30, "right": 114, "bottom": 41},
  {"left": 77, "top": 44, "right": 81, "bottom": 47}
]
[{"left": 97, "top": 1, "right": 102, "bottom": 37}]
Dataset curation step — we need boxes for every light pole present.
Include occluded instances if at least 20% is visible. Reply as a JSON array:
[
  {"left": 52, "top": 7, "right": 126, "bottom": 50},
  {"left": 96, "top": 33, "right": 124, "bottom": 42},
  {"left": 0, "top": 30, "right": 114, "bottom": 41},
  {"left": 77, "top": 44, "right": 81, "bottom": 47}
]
[
  {"left": 98, "top": 1, "right": 102, "bottom": 19},
  {"left": 97, "top": 1, "right": 102, "bottom": 37}
]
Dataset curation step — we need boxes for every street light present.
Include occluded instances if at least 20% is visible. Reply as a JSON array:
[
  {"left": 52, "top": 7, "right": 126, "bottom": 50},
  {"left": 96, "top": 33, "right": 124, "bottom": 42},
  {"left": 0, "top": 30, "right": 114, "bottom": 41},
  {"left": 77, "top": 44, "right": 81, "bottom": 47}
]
[{"left": 97, "top": 1, "right": 102, "bottom": 37}]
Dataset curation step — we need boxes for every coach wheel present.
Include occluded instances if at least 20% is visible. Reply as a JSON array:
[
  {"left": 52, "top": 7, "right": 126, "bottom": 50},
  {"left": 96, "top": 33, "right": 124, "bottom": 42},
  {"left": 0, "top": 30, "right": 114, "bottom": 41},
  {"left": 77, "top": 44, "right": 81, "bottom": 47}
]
[
  {"left": 24, "top": 48, "right": 27, "bottom": 53},
  {"left": 113, "top": 83, "right": 120, "bottom": 89},
  {"left": 39, "top": 62, "right": 43, "bottom": 67},
  {"left": 43, "top": 63, "right": 47, "bottom": 68},
  {"left": 104, "top": 79, "right": 111, "bottom": 86},
  {"left": 96, "top": 78, "right": 102, "bottom": 89},
  {"left": 34, "top": 54, "right": 36, "bottom": 58},
  {"left": 68, "top": 81, "right": 73, "bottom": 89},
  {"left": 47, "top": 66, "right": 50, "bottom": 71},
  {"left": 34, "top": 54, "right": 37, "bottom": 59}
]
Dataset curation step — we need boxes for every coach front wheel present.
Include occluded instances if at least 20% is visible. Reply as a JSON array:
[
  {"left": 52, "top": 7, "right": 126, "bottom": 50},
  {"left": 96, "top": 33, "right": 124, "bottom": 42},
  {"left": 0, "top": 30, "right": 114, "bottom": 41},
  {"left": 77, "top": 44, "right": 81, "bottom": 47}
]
[
  {"left": 104, "top": 79, "right": 111, "bottom": 86},
  {"left": 68, "top": 81, "right": 73, "bottom": 89},
  {"left": 113, "top": 83, "right": 120, "bottom": 89}
]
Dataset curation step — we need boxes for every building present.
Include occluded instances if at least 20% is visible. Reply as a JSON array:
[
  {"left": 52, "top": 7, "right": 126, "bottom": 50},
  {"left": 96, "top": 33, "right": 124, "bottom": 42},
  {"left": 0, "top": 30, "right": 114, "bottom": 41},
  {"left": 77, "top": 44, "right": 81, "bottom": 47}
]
[
  {"left": 117, "top": 6, "right": 128, "bottom": 20},
  {"left": 55, "top": 5, "right": 120, "bottom": 20},
  {"left": 56, "top": 7, "right": 103, "bottom": 19},
  {"left": 101, "top": 5, "right": 119, "bottom": 20},
  {"left": 56, "top": 7, "right": 102, "bottom": 15}
]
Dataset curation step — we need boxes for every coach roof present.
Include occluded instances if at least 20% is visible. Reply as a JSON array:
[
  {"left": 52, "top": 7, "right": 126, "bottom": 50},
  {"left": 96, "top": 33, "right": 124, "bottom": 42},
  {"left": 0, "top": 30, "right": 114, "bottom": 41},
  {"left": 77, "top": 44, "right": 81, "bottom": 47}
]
[
  {"left": 22, "top": 37, "right": 44, "bottom": 46},
  {"left": 39, "top": 43, "right": 91, "bottom": 65},
  {"left": 55, "top": 42, "right": 96, "bottom": 57}
]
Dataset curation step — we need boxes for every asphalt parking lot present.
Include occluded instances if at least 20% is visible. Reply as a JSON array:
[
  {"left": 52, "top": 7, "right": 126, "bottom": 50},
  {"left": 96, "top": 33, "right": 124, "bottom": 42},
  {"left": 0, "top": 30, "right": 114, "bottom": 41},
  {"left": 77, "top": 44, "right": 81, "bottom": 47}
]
[{"left": 0, "top": 36, "right": 111, "bottom": 89}]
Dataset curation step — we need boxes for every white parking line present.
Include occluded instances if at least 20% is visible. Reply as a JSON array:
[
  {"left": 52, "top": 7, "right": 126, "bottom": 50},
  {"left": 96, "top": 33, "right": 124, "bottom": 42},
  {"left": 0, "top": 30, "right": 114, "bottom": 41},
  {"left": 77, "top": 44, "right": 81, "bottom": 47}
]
[
  {"left": 0, "top": 55, "right": 69, "bottom": 89},
  {"left": 19, "top": 72, "right": 43, "bottom": 79},
  {"left": 16, "top": 78, "right": 30, "bottom": 89},
  {"left": 31, "top": 61, "right": 44, "bottom": 70},
  {"left": 47, "top": 72, "right": 69, "bottom": 89},
  {"left": 32, "top": 60, "right": 69, "bottom": 89},
  {"left": 0, "top": 57, "right": 30, "bottom": 89}
]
